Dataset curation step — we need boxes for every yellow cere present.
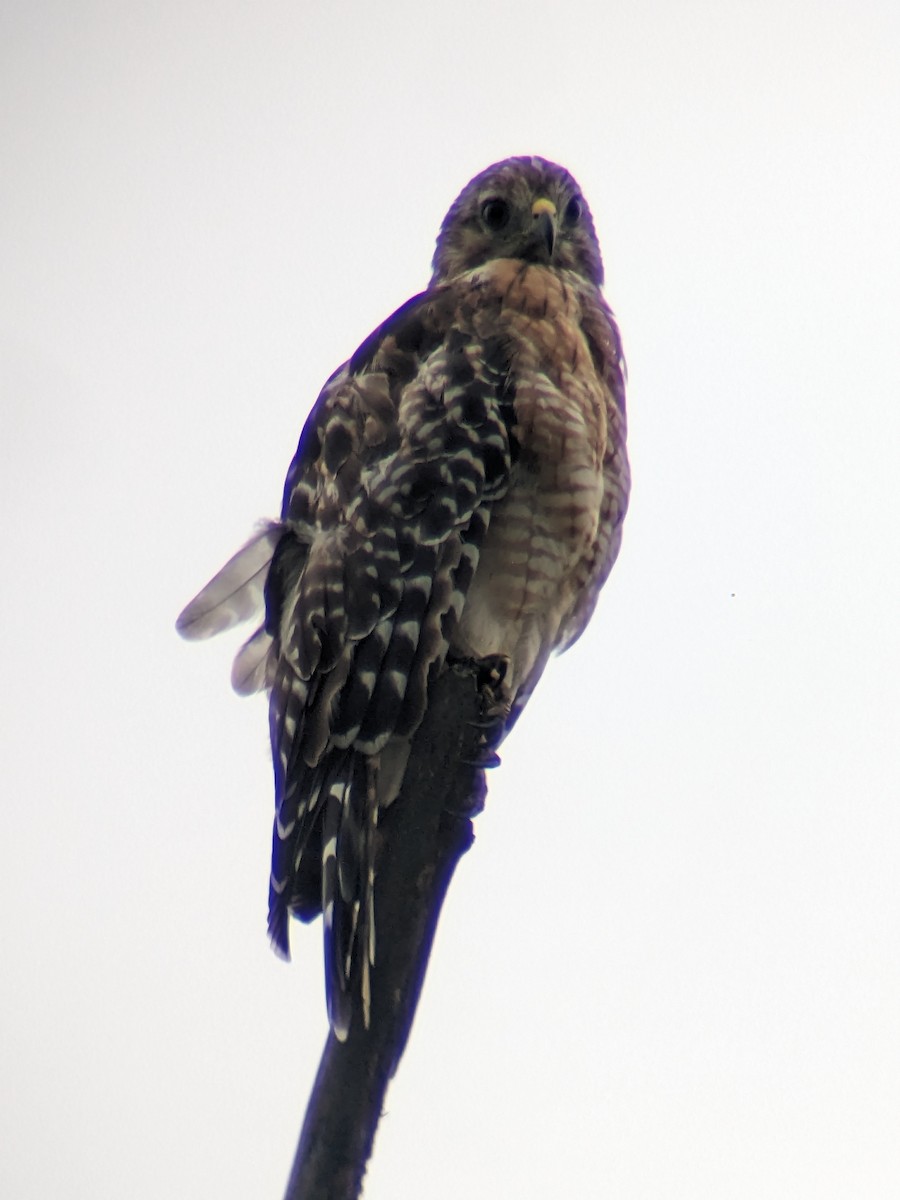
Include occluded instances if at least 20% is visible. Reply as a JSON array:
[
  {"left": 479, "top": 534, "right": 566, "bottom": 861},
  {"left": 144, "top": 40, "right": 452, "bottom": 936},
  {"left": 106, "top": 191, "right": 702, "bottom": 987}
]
[{"left": 531, "top": 197, "right": 557, "bottom": 217}]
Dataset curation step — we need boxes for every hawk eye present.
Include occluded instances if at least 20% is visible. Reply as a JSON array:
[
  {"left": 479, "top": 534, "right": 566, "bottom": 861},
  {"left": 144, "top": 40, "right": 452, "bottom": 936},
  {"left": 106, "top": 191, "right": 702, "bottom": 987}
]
[
  {"left": 564, "top": 196, "right": 583, "bottom": 225},
  {"left": 481, "top": 198, "right": 510, "bottom": 231}
]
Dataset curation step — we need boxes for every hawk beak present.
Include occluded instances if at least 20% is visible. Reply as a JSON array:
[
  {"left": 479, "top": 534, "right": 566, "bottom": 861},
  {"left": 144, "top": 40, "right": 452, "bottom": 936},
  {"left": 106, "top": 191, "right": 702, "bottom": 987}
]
[{"left": 531, "top": 198, "right": 557, "bottom": 259}]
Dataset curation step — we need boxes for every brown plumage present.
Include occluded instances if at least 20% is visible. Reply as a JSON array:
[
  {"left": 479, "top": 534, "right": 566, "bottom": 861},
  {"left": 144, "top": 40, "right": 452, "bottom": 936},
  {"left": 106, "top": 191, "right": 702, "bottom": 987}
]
[{"left": 177, "top": 156, "right": 629, "bottom": 1038}]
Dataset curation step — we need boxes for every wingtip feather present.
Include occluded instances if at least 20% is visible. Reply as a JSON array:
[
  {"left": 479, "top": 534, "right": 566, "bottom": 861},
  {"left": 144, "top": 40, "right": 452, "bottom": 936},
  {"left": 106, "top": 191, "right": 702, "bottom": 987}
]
[
  {"left": 231, "top": 625, "right": 274, "bottom": 695},
  {"left": 176, "top": 524, "right": 281, "bottom": 641}
]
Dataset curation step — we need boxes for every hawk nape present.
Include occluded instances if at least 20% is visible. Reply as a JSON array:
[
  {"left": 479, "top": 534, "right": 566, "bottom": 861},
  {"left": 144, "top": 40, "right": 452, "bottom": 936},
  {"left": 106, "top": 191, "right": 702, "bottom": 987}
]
[{"left": 177, "top": 156, "right": 629, "bottom": 1039}]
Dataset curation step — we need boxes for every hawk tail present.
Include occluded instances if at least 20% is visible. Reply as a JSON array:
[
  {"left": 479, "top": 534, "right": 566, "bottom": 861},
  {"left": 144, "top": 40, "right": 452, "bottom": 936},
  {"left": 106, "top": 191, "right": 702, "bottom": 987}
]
[{"left": 268, "top": 746, "right": 381, "bottom": 1042}]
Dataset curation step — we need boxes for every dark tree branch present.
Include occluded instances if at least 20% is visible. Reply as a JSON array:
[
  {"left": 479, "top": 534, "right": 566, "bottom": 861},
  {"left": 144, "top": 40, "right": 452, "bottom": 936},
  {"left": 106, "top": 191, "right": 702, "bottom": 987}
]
[{"left": 283, "top": 665, "right": 488, "bottom": 1200}]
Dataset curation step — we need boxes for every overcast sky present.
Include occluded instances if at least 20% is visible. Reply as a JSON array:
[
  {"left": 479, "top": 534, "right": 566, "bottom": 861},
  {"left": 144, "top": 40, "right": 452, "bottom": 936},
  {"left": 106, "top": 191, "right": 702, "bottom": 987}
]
[{"left": 3, "top": 2, "right": 899, "bottom": 1197}]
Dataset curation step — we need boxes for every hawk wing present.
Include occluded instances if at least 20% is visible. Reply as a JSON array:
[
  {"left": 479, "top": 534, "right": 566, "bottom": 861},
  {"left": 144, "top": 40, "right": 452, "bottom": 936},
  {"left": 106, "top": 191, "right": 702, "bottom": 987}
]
[
  {"left": 178, "top": 258, "right": 627, "bottom": 1038},
  {"left": 182, "top": 283, "right": 516, "bottom": 1034}
]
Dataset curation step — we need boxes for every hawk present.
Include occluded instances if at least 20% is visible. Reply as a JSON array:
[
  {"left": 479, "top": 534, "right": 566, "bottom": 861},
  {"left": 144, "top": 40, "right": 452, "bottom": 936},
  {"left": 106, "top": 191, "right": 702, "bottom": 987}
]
[{"left": 177, "top": 156, "right": 629, "bottom": 1038}]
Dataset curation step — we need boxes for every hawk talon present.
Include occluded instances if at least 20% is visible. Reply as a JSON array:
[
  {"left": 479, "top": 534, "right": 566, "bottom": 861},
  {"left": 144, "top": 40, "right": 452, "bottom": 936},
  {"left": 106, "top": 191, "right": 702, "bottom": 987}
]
[
  {"left": 461, "top": 748, "right": 502, "bottom": 769},
  {"left": 467, "top": 715, "right": 502, "bottom": 730},
  {"left": 475, "top": 653, "right": 511, "bottom": 696}
]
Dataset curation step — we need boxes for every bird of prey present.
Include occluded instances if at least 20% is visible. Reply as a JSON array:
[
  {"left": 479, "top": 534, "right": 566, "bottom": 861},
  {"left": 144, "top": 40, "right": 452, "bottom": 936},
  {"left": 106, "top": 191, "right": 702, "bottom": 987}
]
[{"left": 177, "top": 156, "right": 629, "bottom": 1038}]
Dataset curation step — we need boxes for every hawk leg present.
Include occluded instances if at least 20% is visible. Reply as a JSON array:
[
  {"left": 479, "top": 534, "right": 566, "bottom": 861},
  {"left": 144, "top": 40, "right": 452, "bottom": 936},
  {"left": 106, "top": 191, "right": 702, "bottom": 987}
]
[{"left": 451, "top": 653, "right": 511, "bottom": 767}]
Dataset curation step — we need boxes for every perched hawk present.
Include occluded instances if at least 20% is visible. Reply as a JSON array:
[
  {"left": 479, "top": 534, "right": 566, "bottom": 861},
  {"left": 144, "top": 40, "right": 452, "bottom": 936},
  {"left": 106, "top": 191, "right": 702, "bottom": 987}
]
[{"left": 177, "top": 156, "right": 629, "bottom": 1037}]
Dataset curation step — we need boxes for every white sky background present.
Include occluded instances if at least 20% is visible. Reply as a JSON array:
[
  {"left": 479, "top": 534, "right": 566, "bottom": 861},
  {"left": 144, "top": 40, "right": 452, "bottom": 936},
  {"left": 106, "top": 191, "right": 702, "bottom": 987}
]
[{"left": 2, "top": 1, "right": 899, "bottom": 1196}]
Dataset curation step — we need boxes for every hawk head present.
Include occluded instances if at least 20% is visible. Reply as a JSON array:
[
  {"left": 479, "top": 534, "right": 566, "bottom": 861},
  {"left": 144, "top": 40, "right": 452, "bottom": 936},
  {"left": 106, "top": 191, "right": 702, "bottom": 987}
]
[{"left": 430, "top": 156, "right": 604, "bottom": 288}]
